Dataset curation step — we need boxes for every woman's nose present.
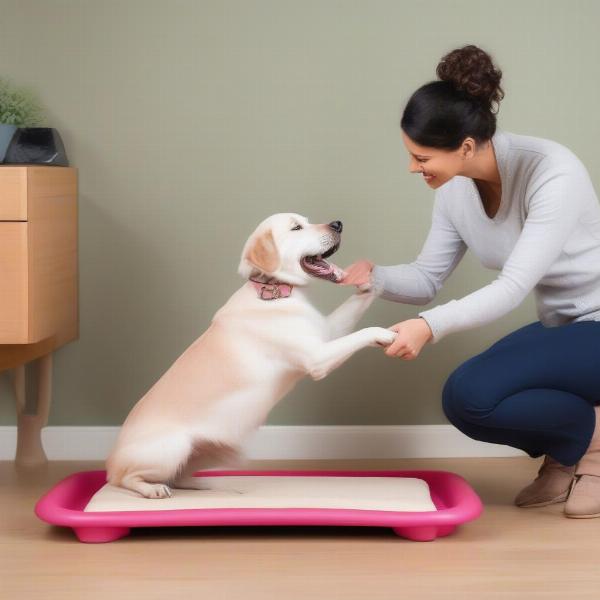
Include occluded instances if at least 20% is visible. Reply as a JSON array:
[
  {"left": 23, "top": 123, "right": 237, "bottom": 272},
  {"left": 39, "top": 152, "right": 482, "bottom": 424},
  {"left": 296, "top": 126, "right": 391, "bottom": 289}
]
[
  {"left": 328, "top": 220, "right": 343, "bottom": 233},
  {"left": 408, "top": 159, "right": 422, "bottom": 173}
]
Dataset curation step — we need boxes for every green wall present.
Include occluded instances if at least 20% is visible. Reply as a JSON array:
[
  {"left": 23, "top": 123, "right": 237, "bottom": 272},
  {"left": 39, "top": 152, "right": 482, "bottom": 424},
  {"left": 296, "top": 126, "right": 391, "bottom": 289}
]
[{"left": 1, "top": 0, "right": 598, "bottom": 425}]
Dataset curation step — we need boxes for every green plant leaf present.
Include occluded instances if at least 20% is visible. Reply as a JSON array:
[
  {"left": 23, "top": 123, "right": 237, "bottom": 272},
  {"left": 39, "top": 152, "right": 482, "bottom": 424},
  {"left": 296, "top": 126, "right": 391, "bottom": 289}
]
[{"left": 0, "top": 76, "right": 45, "bottom": 127}]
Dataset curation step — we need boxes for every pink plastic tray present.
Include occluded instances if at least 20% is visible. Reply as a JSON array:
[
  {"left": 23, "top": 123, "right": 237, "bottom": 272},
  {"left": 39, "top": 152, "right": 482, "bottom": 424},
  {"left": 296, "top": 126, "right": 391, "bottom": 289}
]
[{"left": 35, "top": 469, "right": 483, "bottom": 543}]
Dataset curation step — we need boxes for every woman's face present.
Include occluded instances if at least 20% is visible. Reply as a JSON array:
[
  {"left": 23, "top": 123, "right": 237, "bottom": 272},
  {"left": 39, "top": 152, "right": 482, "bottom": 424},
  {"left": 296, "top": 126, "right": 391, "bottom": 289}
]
[{"left": 401, "top": 131, "right": 472, "bottom": 189}]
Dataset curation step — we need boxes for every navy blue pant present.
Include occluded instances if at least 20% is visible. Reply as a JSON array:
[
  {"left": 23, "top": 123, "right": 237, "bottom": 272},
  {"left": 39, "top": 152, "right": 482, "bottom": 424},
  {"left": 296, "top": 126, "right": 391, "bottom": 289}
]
[{"left": 442, "top": 320, "right": 600, "bottom": 466}]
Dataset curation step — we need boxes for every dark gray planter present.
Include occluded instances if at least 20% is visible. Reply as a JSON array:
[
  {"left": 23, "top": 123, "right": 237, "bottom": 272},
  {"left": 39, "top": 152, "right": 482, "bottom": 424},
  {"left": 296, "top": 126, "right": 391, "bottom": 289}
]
[
  {"left": 4, "top": 127, "right": 69, "bottom": 166},
  {"left": 0, "top": 123, "right": 17, "bottom": 162}
]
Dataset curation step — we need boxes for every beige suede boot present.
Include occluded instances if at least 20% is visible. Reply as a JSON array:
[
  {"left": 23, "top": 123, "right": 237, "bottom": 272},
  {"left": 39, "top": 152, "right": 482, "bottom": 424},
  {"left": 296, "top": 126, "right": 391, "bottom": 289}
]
[
  {"left": 565, "top": 406, "right": 600, "bottom": 519},
  {"left": 514, "top": 455, "right": 576, "bottom": 508}
]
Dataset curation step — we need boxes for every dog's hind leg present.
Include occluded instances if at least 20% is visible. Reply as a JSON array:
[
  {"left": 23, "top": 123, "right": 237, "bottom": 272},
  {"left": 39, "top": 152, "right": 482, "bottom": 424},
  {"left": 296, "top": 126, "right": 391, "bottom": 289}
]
[
  {"left": 170, "top": 441, "right": 245, "bottom": 491},
  {"left": 119, "top": 474, "right": 174, "bottom": 499},
  {"left": 107, "top": 433, "right": 192, "bottom": 499}
]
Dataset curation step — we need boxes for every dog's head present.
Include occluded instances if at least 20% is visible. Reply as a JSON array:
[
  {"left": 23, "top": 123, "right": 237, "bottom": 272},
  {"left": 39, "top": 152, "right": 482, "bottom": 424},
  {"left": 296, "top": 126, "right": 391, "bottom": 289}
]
[{"left": 238, "top": 213, "right": 343, "bottom": 286}]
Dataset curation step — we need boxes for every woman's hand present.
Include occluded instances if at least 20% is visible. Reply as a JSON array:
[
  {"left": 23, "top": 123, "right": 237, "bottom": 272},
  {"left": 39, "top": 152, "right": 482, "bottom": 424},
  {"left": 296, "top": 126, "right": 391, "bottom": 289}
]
[
  {"left": 338, "top": 259, "right": 375, "bottom": 287},
  {"left": 382, "top": 318, "right": 433, "bottom": 360}
]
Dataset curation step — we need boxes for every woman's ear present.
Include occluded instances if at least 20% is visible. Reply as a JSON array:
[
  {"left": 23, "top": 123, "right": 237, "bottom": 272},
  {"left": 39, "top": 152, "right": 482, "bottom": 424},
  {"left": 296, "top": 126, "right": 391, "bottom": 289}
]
[{"left": 242, "top": 228, "right": 281, "bottom": 275}]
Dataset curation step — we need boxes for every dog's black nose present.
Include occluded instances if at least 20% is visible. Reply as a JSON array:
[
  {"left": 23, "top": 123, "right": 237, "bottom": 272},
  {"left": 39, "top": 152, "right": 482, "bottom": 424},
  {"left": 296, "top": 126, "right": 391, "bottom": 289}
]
[{"left": 328, "top": 220, "right": 343, "bottom": 233}]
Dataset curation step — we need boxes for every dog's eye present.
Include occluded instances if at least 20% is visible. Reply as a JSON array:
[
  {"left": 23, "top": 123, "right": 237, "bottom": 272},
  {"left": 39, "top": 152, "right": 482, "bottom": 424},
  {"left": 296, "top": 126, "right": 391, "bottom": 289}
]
[{"left": 291, "top": 224, "right": 303, "bottom": 231}]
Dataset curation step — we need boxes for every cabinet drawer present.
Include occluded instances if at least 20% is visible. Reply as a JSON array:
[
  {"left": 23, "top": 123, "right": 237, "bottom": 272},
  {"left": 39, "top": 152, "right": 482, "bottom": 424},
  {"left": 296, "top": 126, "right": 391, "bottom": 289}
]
[
  {"left": 0, "top": 223, "right": 28, "bottom": 341},
  {"left": 0, "top": 166, "right": 78, "bottom": 345},
  {"left": 0, "top": 167, "right": 28, "bottom": 220}
]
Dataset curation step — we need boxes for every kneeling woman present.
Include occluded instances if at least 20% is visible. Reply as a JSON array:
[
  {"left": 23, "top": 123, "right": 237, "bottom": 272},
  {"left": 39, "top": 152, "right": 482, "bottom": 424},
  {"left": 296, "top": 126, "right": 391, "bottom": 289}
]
[{"left": 341, "top": 44, "right": 600, "bottom": 519}]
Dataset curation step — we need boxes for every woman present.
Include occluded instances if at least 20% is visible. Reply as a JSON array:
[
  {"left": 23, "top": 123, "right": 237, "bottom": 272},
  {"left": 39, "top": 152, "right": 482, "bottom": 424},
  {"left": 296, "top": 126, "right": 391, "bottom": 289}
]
[{"left": 340, "top": 44, "right": 600, "bottom": 518}]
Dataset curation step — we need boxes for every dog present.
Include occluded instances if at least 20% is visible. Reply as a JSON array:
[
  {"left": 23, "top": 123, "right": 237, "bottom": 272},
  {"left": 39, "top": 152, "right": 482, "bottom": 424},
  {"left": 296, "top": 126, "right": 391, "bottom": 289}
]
[{"left": 106, "top": 213, "right": 397, "bottom": 498}]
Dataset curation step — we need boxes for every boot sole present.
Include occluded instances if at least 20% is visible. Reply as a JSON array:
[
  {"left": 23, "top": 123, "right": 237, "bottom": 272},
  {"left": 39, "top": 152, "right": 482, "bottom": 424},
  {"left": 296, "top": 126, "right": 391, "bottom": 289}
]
[
  {"left": 515, "top": 492, "right": 569, "bottom": 508},
  {"left": 564, "top": 511, "right": 600, "bottom": 518}
]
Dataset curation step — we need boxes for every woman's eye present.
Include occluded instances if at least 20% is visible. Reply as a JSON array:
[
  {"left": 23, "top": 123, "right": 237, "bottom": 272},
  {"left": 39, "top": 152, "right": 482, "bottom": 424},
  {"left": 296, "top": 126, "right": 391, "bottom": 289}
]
[{"left": 291, "top": 224, "right": 303, "bottom": 231}]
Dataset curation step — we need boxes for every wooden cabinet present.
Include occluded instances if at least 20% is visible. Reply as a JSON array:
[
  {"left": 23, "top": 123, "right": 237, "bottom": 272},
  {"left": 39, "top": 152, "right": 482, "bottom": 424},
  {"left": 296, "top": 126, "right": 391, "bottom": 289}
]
[{"left": 0, "top": 166, "right": 78, "bottom": 465}]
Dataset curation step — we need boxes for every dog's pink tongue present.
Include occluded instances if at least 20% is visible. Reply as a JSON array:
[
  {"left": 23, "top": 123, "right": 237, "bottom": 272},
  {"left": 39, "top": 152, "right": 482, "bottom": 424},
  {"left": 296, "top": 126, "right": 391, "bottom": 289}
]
[{"left": 301, "top": 256, "right": 346, "bottom": 283}]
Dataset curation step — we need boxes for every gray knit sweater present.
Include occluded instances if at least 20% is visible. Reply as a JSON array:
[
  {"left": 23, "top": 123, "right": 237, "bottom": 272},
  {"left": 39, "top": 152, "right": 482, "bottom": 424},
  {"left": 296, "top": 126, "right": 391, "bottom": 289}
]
[{"left": 370, "top": 129, "right": 600, "bottom": 343}]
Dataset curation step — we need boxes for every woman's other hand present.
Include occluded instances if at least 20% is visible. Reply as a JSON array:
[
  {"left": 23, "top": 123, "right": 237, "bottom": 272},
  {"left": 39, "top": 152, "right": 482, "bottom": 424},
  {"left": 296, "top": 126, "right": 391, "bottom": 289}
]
[{"left": 382, "top": 318, "right": 433, "bottom": 360}]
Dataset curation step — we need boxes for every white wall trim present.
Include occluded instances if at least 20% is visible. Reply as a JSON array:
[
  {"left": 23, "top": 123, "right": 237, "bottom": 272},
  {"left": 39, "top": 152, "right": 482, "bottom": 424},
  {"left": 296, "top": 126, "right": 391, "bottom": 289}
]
[{"left": 0, "top": 425, "right": 526, "bottom": 461}]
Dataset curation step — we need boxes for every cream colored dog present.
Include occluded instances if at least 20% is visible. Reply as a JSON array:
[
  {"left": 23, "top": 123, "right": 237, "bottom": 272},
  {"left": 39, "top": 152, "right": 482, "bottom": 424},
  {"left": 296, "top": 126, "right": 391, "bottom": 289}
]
[{"left": 106, "top": 213, "right": 396, "bottom": 498}]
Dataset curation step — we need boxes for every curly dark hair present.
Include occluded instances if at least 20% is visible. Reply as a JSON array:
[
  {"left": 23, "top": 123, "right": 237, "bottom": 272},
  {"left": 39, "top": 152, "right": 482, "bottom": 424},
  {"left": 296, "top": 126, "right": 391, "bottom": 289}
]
[{"left": 400, "top": 44, "right": 505, "bottom": 150}]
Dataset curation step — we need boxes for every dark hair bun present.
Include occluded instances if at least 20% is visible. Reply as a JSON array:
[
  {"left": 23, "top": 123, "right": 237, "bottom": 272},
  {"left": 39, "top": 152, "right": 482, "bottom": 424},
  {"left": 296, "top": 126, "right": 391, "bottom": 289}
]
[{"left": 436, "top": 44, "right": 504, "bottom": 113}]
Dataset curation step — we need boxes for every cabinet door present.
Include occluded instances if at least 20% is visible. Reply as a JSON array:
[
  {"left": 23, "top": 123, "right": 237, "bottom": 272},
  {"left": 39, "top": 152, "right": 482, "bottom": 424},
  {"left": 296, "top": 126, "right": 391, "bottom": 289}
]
[{"left": 0, "top": 222, "right": 28, "bottom": 343}]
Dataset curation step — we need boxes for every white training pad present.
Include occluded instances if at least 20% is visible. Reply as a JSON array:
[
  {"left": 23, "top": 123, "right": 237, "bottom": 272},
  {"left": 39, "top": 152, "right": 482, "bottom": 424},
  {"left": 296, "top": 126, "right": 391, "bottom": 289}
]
[{"left": 84, "top": 476, "right": 437, "bottom": 513}]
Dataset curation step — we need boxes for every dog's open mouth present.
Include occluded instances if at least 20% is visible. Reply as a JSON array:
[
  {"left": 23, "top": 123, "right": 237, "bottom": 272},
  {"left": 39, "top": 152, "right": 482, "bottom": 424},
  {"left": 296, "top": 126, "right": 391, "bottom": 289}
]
[{"left": 300, "top": 243, "right": 344, "bottom": 282}]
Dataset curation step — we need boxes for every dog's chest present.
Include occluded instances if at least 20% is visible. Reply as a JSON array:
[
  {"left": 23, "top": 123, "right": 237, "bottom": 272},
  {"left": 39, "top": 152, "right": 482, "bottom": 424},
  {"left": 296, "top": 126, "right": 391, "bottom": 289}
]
[
  {"left": 216, "top": 287, "right": 328, "bottom": 336},
  {"left": 212, "top": 291, "right": 329, "bottom": 372}
]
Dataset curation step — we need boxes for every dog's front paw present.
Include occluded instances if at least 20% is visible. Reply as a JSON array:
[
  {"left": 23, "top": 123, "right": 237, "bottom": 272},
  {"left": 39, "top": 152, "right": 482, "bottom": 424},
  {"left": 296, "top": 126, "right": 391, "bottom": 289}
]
[
  {"left": 368, "top": 327, "right": 397, "bottom": 348},
  {"left": 360, "top": 272, "right": 386, "bottom": 297},
  {"left": 356, "top": 281, "right": 373, "bottom": 294}
]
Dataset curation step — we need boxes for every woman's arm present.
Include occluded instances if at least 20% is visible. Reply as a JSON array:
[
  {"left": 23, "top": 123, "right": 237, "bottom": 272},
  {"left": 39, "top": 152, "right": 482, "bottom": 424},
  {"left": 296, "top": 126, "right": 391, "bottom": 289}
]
[
  {"left": 371, "top": 190, "right": 467, "bottom": 303},
  {"left": 418, "top": 170, "right": 583, "bottom": 343}
]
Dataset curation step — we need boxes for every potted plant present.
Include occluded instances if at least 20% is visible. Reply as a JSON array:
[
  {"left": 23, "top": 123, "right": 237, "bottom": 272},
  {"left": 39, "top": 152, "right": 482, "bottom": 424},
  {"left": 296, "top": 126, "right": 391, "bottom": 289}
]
[{"left": 0, "top": 76, "right": 44, "bottom": 162}]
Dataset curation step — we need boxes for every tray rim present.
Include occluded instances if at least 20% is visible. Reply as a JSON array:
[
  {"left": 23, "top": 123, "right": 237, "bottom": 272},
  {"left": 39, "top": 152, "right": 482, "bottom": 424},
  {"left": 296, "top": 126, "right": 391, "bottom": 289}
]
[{"left": 35, "top": 469, "right": 483, "bottom": 529}]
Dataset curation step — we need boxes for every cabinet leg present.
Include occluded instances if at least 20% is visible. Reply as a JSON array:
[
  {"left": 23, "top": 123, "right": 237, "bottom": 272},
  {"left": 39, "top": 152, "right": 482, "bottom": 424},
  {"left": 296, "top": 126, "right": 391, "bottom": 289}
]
[{"left": 13, "top": 354, "right": 53, "bottom": 467}]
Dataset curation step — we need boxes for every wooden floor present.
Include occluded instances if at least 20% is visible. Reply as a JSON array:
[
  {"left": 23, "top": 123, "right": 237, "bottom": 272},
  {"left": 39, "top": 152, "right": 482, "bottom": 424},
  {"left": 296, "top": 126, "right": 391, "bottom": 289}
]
[{"left": 2, "top": 457, "right": 600, "bottom": 599}]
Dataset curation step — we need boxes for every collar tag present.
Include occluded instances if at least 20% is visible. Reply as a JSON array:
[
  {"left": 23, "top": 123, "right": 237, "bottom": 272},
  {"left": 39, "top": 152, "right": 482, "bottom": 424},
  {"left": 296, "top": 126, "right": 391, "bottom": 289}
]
[{"left": 249, "top": 278, "right": 293, "bottom": 300}]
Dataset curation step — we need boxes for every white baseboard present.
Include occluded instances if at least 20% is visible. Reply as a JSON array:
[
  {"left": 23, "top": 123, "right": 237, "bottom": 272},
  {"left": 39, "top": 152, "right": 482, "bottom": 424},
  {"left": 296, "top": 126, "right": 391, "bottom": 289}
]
[{"left": 0, "top": 425, "right": 526, "bottom": 461}]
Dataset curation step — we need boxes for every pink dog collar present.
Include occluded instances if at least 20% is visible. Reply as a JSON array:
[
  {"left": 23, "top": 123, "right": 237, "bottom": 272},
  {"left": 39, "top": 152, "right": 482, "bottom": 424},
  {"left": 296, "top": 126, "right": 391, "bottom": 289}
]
[{"left": 249, "top": 277, "right": 293, "bottom": 300}]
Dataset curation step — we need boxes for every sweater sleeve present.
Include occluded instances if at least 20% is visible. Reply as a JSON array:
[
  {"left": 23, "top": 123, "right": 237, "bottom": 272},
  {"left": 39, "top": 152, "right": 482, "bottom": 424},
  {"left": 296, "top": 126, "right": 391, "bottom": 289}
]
[
  {"left": 370, "top": 190, "right": 467, "bottom": 304},
  {"left": 418, "top": 170, "right": 582, "bottom": 344}
]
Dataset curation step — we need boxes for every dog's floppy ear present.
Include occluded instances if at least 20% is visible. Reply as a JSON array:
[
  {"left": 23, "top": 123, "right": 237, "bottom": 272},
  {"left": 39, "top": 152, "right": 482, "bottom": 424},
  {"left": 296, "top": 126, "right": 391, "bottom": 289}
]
[{"left": 240, "top": 228, "right": 280, "bottom": 276}]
